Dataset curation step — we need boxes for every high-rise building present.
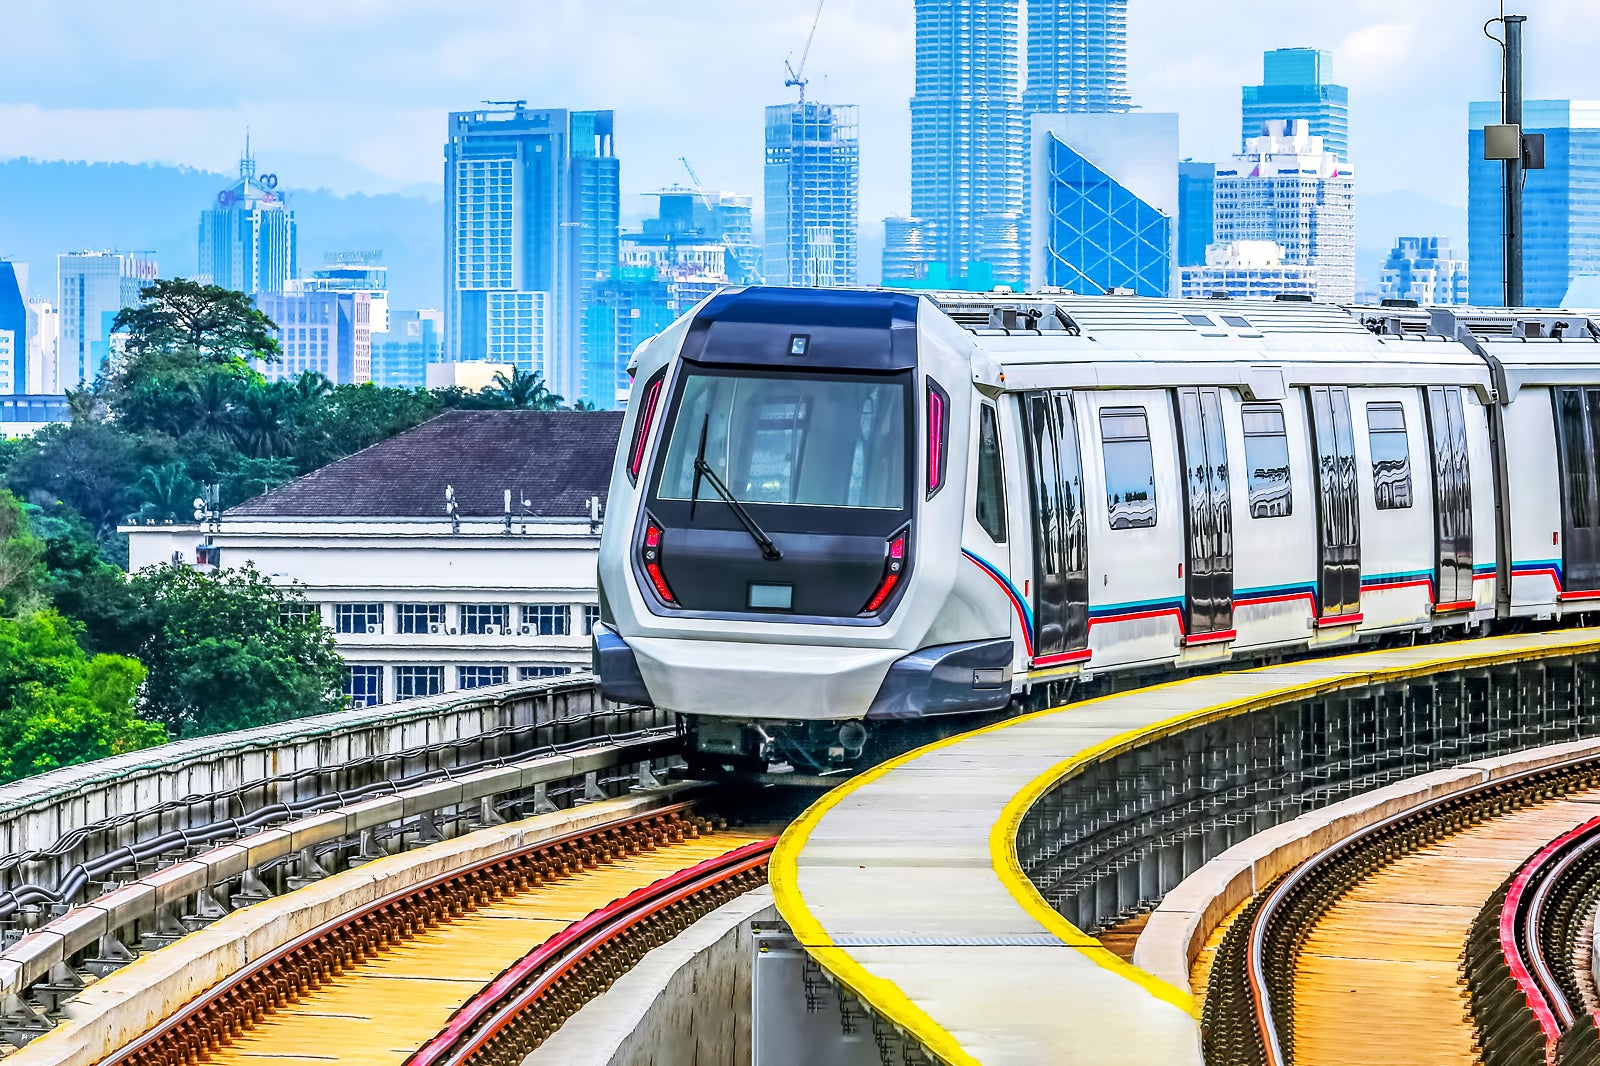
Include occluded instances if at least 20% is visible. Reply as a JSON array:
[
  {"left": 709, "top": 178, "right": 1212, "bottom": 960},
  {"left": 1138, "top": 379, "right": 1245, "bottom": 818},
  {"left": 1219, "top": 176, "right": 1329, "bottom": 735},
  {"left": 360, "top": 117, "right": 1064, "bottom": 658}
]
[
  {"left": 764, "top": 101, "right": 859, "bottom": 288},
  {"left": 1468, "top": 100, "right": 1600, "bottom": 307},
  {"left": 253, "top": 291, "right": 372, "bottom": 385},
  {"left": 1178, "top": 162, "right": 1216, "bottom": 268},
  {"left": 912, "top": 0, "right": 1024, "bottom": 285},
  {"left": 638, "top": 186, "right": 761, "bottom": 284},
  {"left": 56, "top": 251, "right": 157, "bottom": 389},
  {"left": 1179, "top": 240, "right": 1316, "bottom": 300},
  {"left": 371, "top": 309, "right": 444, "bottom": 389},
  {"left": 26, "top": 298, "right": 58, "bottom": 394},
  {"left": 1214, "top": 120, "right": 1355, "bottom": 301},
  {"left": 1030, "top": 112, "right": 1179, "bottom": 296},
  {"left": 1380, "top": 237, "right": 1469, "bottom": 306},
  {"left": 0, "top": 263, "right": 26, "bottom": 395},
  {"left": 882, "top": 216, "right": 935, "bottom": 285},
  {"left": 1023, "top": 0, "right": 1131, "bottom": 116},
  {"left": 297, "top": 254, "right": 389, "bottom": 334},
  {"left": 199, "top": 142, "right": 297, "bottom": 294},
  {"left": 1242, "top": 48, "right": 1349, "bottom": 162},
  {"left": 443, "top": 105, "right": 619, "bottom": 407}
]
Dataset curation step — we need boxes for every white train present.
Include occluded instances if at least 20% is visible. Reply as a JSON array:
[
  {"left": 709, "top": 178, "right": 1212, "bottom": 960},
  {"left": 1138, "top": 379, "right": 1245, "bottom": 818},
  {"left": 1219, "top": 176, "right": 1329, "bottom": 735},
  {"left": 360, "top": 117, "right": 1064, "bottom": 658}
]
[{"left": 594, "top": 287, "right": 1600, "bottom": 775}]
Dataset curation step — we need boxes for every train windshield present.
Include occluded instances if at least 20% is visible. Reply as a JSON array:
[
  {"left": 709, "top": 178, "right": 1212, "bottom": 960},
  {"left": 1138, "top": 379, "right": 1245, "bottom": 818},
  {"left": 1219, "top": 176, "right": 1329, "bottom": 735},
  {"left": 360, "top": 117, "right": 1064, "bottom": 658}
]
[{"left": 655, "top": 369, "right": 908, "bottom": 511}]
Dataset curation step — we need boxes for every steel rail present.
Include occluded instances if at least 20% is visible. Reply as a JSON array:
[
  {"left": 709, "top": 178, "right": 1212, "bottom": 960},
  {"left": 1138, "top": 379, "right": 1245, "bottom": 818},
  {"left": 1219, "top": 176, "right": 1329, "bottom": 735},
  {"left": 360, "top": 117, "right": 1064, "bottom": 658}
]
[
  {"left": 102, "top": 802, "right": 711, "bottom": 1066},
  {"left": 1245, "top": 751, "right": 1600, "bottom": 1066},
  {"left": 408, "top": 837, "right": 775, "bottom": 1066}
]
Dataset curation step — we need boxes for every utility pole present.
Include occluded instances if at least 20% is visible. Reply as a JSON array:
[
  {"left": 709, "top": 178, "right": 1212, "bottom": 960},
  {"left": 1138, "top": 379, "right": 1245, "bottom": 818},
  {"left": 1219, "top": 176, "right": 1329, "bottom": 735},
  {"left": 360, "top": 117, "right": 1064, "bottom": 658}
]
[{"left": 1503, "top": 14, "right": 1526, "bottom": 308}]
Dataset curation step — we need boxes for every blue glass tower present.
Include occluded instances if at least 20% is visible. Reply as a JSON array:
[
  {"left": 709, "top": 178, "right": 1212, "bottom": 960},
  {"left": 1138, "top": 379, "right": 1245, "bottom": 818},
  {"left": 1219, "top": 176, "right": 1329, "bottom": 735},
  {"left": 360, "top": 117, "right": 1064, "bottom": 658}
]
[
  {"left": 1178, "top": 162, "right": 1216, "bottom": 268},
  {"left": 1242, "top": 48, "right": 1349, "bottom": 162},
  {"left": 1469, "top": 100, "right": 1600, "bottom": 307},
  {"left": 764, "top": 102, "right": 859, "bottom": 287},
  {"left": 1023, "top": 0, "right": 1131, "bottom": 115},
  {"left": 0, "top": 262, "right": 25, "bottom": 395},
  {"left": 1031, "top": 113, "right": 1178, "bottom": 296}
]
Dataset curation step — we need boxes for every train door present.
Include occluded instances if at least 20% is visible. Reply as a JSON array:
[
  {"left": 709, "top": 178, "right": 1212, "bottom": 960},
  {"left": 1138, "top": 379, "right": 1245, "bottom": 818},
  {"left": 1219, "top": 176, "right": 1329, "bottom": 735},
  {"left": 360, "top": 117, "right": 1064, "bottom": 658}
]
[
  {"left": 1020, "top": 390, "right": 1089, "bottom": 662},
  {"left": 1424, "top": 387, "right": 1475, "bottom": 608},
  {"left": 1308, "top": 386, "right": 1361, "bottom": 620},
  {"left": 1553, "top": 388, "right": 1600, "bottom": 594},
  {"left": 1174, "top": 387, "right": 1235, "bottom": 638}
]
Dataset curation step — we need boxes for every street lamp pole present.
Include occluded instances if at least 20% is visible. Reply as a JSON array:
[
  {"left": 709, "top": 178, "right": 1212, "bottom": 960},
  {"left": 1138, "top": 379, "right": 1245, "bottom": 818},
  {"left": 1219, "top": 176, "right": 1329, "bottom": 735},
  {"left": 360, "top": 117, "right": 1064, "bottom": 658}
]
[{"left": 1503, "top": 14, "right": 1526, "bottom": 308}]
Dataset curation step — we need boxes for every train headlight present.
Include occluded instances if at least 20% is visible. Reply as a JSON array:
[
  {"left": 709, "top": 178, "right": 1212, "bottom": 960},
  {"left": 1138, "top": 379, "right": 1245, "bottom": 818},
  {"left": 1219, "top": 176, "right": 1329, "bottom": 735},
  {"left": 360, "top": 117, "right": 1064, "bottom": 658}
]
[
  {"left": 641, "top": 517, "right": 677, "bottom": 604},
  {"left": 861, "top": 529, "right": 909, "bottom": 614}
]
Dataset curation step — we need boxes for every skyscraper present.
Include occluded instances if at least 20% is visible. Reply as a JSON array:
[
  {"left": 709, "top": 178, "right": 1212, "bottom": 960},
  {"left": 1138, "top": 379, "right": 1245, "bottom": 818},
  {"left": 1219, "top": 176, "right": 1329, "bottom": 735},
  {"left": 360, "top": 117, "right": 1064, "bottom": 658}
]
[
  {"left": 1030, "top": 112, "right": 1179, "bottom": 296},
  {"left": 911, "top": 0, "right": 1024, "bottom": 286},
  {"left": 1214, "top": 120, "right": 1355, "bottom": 301},
  {"left": 199, "top": 142, "right": 297, "bottom": 294},
  {"left": 443, "top": 105, "right": 619, "bottom": 407},
  {"left": 56, "top": 251, "right": 157, "bottom": 389},
  {"left": 1177, "top": 162, "right": 1216, "bottom": 268},
  {"left": 253, "top": 291, "right": 372, "bottom": 385},
  {"left": 1242, "top": 48, "right": 1349, "bottom": 162},
  {"left": 764, "top": 101, "right": 860, "bottom": 288},
  {"left": 881, "top": 216, "right": 934, "bottom": 285},
  {"left": 1023, "top": 0, "right": 1131, "bottom": 116},
  {"left": 371, "top": 309, "right": 443, "bottom": 389},
  {"left": 1380, "top": 237, "right": 1469, "bottom": 306},
  {"left": 1468, "top": 100, "right": 1600, "bottom": 307},
  {"left": 0, "top": 263, "right": 26, "bottom": 395}
]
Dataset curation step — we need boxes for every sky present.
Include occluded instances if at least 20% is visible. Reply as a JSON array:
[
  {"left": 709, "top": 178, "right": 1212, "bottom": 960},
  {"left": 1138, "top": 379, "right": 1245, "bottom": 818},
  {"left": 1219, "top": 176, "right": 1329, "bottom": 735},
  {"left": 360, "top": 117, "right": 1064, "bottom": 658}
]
[{"left": 1, "top": 0, "right": 1598, "bottom": 228}]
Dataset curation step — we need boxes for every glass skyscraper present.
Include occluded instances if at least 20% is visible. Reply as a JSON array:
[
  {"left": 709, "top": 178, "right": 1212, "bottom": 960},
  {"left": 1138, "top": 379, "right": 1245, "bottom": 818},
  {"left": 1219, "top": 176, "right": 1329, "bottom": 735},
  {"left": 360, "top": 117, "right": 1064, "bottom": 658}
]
[
  {"left": 56, "top": 251, "right": 157, "bottom": 390},
  {"left": 0, "top": 263, "right": 26, "bottom": 395},
  {"left": 763, "top": 101, "right": 859, "bottom": 288},
  {"left": 1468, "top": 100, "right": 1600, "bottom": 307},
  {"left": 199, "top": 143, "right": 297, "bottom": 294},
  {"left": 443, "top": 105, "right": 619, "bottom": 408},
  {"left": 1023, "top": 0, "right": 1131, "bottom": 115},
  {"left": 1177, "top": 162, "right": 1216, "bottom": 268},
  {"left": 1242, "top": 48, "right": 1349, "bottom": 162},
  {"left": 911, "top": 0, "right": 1024, "bottom": 286}
]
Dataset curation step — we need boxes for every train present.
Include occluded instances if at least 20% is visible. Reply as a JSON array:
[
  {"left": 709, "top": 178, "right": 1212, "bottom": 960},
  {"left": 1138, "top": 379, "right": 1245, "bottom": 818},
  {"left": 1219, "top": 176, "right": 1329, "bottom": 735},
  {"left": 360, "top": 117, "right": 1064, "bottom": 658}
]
[{"left": 593, "top": 286, "right": 1600, "bottom": 777}]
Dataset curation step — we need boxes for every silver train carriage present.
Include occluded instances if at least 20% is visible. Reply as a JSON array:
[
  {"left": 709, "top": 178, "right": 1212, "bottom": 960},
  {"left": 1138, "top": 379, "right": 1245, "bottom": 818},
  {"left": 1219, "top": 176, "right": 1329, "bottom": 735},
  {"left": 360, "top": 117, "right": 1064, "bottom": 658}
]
[{"left": 594, "top": 286, "right": 1600, "bottom": 774}]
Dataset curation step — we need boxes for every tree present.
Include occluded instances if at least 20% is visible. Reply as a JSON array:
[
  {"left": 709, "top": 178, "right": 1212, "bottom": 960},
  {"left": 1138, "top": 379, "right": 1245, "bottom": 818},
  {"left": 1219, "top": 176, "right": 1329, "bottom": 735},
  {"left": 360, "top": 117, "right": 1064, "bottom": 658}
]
[
  {"left": 485, "top": 367, "right": 563, "bottom": 410},
  {"left": 126, "top": 564, "right": 344, "bottom": 737},
  {"left": 131, "top": 463, "right": 199, "bottom": 524},
  {"left": 0, "top": 491, "right": 45, "bottom": 617},
  {"left": 111, "top": 278, "right": 281, "bottom": 370},
  {"left": 0, "top": 609, "right": 164, "bottom": 783},
  {"left": 23, "top": 502, "right": 139, "bottom": 656},
  {"left": 293, "top": 384, "right": 441, "bottom": 473},
  {"left": 5, "top": 421, "right": 163, "bottom": 539}
]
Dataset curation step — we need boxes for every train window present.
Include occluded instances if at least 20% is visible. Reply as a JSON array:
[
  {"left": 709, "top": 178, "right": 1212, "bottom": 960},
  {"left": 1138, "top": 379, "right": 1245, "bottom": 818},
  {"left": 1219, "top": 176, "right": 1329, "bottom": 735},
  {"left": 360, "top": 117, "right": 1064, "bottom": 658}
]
[
  {"left": 1366, "top": 402, "right": 1413, "bottom": 510},
  {"left": 1242, "top": 403, "right": 1292, "bottom": 518},
  {"left": 1100, "top": 407, "right": 1157, "bottom": 530},
  {"left": 975, "top": 404, "right": 1007, "bottom": 542}
]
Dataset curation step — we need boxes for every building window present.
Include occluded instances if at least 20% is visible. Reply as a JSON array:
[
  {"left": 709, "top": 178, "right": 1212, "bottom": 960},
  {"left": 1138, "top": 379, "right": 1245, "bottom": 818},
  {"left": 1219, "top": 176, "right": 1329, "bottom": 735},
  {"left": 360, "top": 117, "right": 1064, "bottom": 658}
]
[
  {"left": 582, "top": 605, "right": 602, "bottom": 635},
  {"left": 335, "top": 603, "right": 383, "bottom": 634},
  {"left": 459, "top": 603, "right": 510, "bottom": 635},
  {"left": 397, "top": 603, "right": 446, "bottom": 634},
  {"left": 344, "top": 665, "right": 383, "bottom": 707},
  {"left": 281, "top": 603, "right": 320, "bottom": 626},
  {"left": 1367, "top": 402, "right": 1413, "bottom": 509},
  {"left": 521, "top": 604, "right": 571, "bottom": 636},
  {"left": 1242, "top": 403, "right": 1293, "bottom": 519},
  {"left": 458, "top": 665, "right": 509, "bottom": 688},
  {"left": 519, "top": 665, "right": 574, "bottom": 680},
  {"left": 394, "top": 665, "right": 444, "bottom": 700},
  {"left": 1100, "top": 407, "right": 1157, "bottom": 529}
]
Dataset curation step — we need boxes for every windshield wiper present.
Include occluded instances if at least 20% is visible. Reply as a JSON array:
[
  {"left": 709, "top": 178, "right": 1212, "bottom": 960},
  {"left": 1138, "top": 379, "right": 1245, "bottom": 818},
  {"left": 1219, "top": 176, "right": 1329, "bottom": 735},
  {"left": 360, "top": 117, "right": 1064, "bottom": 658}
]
[{"left": 689, "top": 414, "right": 782, "bottom": 561}]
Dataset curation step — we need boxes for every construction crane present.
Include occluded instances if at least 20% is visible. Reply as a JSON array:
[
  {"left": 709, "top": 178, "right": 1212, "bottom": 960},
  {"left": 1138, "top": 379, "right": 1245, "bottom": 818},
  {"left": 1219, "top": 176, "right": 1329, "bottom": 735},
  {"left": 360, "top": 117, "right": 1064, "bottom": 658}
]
[
  {"left": 783, "top": 0, "right": 826, "bottom": 102},
  {"left": 679, "top": 157, "right": 715, "bottom": 212}
]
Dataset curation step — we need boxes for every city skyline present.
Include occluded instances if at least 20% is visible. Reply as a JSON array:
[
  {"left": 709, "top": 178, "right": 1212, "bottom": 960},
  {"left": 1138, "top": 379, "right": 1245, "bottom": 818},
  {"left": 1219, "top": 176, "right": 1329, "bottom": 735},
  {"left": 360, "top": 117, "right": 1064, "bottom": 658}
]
[{"left": 1, "top": 0, "right": 1597, "bottom": 233}]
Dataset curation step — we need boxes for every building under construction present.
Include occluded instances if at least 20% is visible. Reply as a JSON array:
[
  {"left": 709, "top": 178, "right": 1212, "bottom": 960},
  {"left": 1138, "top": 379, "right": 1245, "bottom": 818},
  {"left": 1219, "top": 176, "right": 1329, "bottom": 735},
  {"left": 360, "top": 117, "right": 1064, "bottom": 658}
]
[{"left": 763, "top": 101, "right": 859, "bottom": 288}]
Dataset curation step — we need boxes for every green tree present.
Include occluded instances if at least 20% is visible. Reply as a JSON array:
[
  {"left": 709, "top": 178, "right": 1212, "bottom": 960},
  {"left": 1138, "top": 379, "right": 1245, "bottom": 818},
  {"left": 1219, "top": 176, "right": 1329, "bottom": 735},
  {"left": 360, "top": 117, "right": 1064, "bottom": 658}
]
[
  {"left": 126, "top": 564, "right": 344, "bottom": 737},
  {"left": 23, "top": 503, "right": 139, "bottom": 656},
  {"left": 293, "top": 384, "right": 441, "bottom": 473},
  {"left": 0, "top": 609, "right": 164, "bottom": 783},
  {"left": 131, "top": 462, "right": 199, "bottom": 524},
  {"left": 111, "top": 278, "right": 281, "bottom": 371},
  {"left": 485, "top": 367, "right": 564, "bottom": 410},
  {"left": 0, "top": 490, "right": 46, "bottom": 617},
  {"left": 5, "top": 421, "right": 164, "bottom": 538}
]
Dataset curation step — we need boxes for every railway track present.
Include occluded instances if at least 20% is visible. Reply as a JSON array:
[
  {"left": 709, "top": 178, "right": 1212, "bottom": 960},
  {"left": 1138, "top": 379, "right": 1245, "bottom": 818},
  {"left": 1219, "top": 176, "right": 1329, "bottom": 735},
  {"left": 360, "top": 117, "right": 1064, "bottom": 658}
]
[
  {"left": 104, "top": 803, "right": 777, "bottom": 1066},
  {"left": 1202, "top": 755, "right": 1600, "bottom": 1066}
]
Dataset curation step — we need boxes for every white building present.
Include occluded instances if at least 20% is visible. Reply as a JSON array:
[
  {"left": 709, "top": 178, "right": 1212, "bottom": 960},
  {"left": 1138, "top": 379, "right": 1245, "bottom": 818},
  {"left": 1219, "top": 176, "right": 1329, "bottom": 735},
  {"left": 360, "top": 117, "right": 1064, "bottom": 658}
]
[
  {"left": 123, "top": 410, "right": 624, "bottom": 706},
  {"left": 252, "top": 290, "right": 372, "bottom": 384},
  {"left": 294, "top": 256, "right": 390, "bottom": 334},
  {"left": 57, "top": 251, "right": 157, "bottom": 389},
  {"left": 1179, "top": 240, "right": 1317, "bottom": 300},
  {"left": 1379, "top": 236, "right": 1469, "bottom": 306},
  {"left": 26, "top": 298, "right": 58, "bottom": 394},
  {"left": 1214, "top": 119, "right": 1355, "bottom": 302}
]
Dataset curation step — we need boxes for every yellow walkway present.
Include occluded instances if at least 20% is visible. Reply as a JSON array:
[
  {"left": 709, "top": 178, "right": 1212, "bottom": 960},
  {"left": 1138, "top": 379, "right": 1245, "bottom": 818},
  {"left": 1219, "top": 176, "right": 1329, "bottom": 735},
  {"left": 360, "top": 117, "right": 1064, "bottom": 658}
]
[{"left": 207, "top": 830, "right": 769, "bottom": 1066}]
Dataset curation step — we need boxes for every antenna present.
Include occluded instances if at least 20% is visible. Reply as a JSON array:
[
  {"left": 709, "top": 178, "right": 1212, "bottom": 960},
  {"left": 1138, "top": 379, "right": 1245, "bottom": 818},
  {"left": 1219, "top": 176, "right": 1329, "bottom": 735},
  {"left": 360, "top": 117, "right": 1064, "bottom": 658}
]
[
  {"left": 784, "top": 0, "right": 827, "bottom": 102},
  {"left": 482, "top": 99, "right": 527, "bottom": 111}
]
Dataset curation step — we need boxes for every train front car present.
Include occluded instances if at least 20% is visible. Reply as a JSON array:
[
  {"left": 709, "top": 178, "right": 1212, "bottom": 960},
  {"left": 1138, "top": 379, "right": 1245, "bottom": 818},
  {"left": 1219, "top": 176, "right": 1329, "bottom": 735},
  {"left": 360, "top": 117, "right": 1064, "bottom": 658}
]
[{"left": 594, "top": 287, "right": 1007, "bottom": 776}]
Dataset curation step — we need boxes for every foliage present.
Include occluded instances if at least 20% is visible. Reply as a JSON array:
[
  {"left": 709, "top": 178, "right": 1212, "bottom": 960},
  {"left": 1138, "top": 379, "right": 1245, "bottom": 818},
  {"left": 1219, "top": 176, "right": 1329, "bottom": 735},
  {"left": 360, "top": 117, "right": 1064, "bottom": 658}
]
[
  {"left": 4, "top": 422, "right": 171, "bottom": 539},
  {"left": 0, "top": 490, "right": 46, "bottom": 617},
  {"left": 124, "top": 564, "right": 345, "bottom": 738},
  {"left": 111, "top": 278, "right": 282, "bottom": 371},
  {"left": 23, "top": 503, "right": 139, "bottom": 656},
  {"left": 0, "top": 609, "right": 164, "bottom": 783},
  {"left": 486, "top": 367, "right": 564, "bottom": 410}
]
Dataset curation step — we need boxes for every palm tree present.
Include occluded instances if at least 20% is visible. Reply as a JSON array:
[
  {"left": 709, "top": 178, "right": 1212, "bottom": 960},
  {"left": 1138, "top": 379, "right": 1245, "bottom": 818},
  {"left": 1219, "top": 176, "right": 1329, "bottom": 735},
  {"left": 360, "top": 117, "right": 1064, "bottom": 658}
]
[
  {"left": 185, "top": 373, "right": 238, "bottom": 441},
  {"left": 233, "top": 388, "right": 293, "bottom": 458},
  {"left": 63, "top": 388, "right": 104, "bottom": 425},
  {"left": 131, "top": 463, "right": 199, "bottom": 523},
  {"left": 488, "top": 367, "right": 563, "bottom": 410}
]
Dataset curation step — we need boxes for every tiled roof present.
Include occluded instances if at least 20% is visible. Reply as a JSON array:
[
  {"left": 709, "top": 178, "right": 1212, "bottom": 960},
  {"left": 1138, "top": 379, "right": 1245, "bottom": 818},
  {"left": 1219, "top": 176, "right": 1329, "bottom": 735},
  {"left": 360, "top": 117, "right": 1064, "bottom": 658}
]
[{"left": 227, "top": 410, "right": 624, "bottom": 519}]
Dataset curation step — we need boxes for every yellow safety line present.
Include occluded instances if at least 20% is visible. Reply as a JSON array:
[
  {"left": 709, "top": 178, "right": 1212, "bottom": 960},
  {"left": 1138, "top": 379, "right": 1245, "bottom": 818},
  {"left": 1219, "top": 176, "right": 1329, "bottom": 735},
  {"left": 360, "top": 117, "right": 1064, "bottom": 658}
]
[{"left": 771, "top": 628, "right": 1600, "bottom": 1062}]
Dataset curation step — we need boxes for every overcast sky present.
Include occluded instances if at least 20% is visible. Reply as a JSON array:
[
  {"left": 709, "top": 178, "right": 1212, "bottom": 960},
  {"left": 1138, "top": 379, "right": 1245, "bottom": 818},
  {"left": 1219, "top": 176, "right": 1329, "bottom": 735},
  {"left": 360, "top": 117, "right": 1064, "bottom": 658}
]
[{"left": 1, "top": 0, "right": 1597, "bottom": 224}]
